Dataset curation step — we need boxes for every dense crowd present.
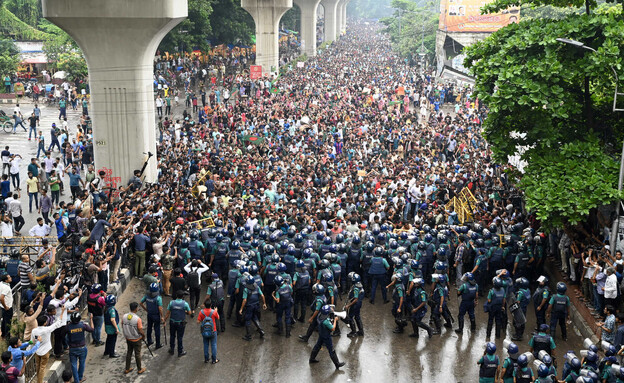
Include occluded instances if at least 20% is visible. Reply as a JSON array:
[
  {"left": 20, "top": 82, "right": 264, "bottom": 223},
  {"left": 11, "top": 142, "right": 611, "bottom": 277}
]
[{"left": 0, "top": 20, "right": 620, "bottom": 383}]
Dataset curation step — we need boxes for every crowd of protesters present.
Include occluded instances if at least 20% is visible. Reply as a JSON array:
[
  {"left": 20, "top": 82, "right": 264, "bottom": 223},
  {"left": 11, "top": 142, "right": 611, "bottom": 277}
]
[{"left": 0, "top": 19, "right": 620, "bottom": 382}]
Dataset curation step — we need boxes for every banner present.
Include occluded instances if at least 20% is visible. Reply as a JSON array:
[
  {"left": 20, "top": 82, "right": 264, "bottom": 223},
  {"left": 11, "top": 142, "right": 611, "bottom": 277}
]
[
  {"left": 250, "top": 65, "right": 263, "bottom": 79},
  {"left": 439, "top": 0, "right": 519, "bottom": 32}
]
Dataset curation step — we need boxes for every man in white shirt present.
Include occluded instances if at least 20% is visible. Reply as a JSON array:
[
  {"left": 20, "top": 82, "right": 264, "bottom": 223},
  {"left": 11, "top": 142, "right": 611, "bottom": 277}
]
[
  {"left": 8, "top": 196, "right": 24, "bottom": 233},
  {"left": 29, "top": 218, "right": 51, "bottom": 238},
  {"left": 0, "top": 274, "right": 13, "bottom": 338},
  {"left": 32, "top": 306, "right": 66, "bottom": 383}
]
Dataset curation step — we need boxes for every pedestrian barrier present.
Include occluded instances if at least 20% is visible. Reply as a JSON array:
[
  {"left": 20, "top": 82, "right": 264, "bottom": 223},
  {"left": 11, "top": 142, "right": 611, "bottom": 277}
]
[{"left": 0, "top": 236, "right": 58, "bottom": 258}]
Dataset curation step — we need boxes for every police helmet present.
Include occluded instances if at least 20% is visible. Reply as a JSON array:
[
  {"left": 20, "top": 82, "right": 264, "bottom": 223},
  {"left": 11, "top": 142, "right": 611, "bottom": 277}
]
[
  {"left": 335, "top": 234, "right": 345, "bottom": 244},
  {"left": 507, "top": 342, "right": 519, "bottom": 355},
  {"left": 249, "top": 265, "right": 258, "bottom": 275},
  {"left": 424, "top": 234, "right": 433, "bottom": 243},
  {"left": 277, "top": 262, "right": 287, "bottom": 273},
  {"left": 316, "top": 232, "right": 325, "bottom": 241},
  {"left": 352, "top": 236, "right": 361, "bottom": 245},
  {"left": 288, "top": 246, "right": 297, "bottom": 256},
  {"left": 294, "top": 234, "right": 304, "bottom": 244},
  {"left": 516, "top": 277, "right": 529, "bottom": 289},
  {"left": 537, "top": 364, "right": 549, "bottom": 378},
  {"left": 296, "top": 260, "right": 305, "bottom": 269},
  {"left": 517, "top": 354, "right": 528, "bottom": 367},
  {"left": 312, "top": 283, "right": 325, "bottom": 295},
  {"left": 462, "top": 272, "right": 474, "bottom": 282},
  {"left": 215, "top": 233, "right": 224, "bottom": 242},
  {"left": 105, "top": 295, "right": 117, "bottom": 306},
  {"left": 556, "top": 282, "right": 567, "bottom": 294},
  {"left": 232, "top": 240, "right": 241, "bottom": 248},
  {"left": 236, "top": 227, "right": 245, "bottom": 237},
  {"left": 475, "top": 239, "right": 485, "bottom": 248},
  {"left": 365, "top": 241, "right": 375, "bottom": 252},
  {"left": 586, "top": 350, "right": 598, "bottom": 363},
  {"left": 485, "top": 342, "right": 496, "bottom": 354},
  {"left": 320, "top": 305, "right": 332, "bottom": 316},
  {"left": 539, "top": 324, "right": 549, "bottom": 332},
  {"left": 570, "top": 357, "right": 581, "bottom": 370},
  {"left": 541, "top": 354, "right": 552, "bottom": 366},
  {"left": 349, "top": 273, "right": 361, "bottom": 283},
  {"left": 181, "top": 239, "right": 190, "bottom": 248},
  {"left": 438, "top": 247, "right": 447, "bottom": 257},
  {"left": 320, "top": 259, "right": 330, "bottom": 269},
  {"left": 413, "top": 278, "right": 424, "bottom": 287},
  {"left": 271, "top": 254, "right": 280, "bottom": 263},
  {"left": 189, "top": 229, "right": 200, "bottom": 240},
  {"left": 323, "top": 237, "right": 332, "bottom": 245},
  {"left": 302, "top": 248, "right": 313, "bottom": 258},
  {"left": 245, "top": 276, "right": 255, "bottom": 287},
  {"left": 149, "top": 283, "right": 159, "bottom": 293},
  {"left": 410, "top": 260, "right": 420, "bottom": 271},
  {"left": 492, "top": 277, "right": 503, "bottom": 288},
  {"left": 373, "top": 246, "right": 384, "bottom": 257},
  {"left": 287, "top": 228, "right": 297, "bottom": 238},
  {"left": 389, "top": 240, "right": 398, "bottom": 250},
  {"left": 322, "top": 273, "right": 334, "bottom": 283},
  {"left": 243, "top": 232, "right": 252, "bottom": 242},
  {"left": 274, "top": 275, "right": 284, "bottom": 286}
]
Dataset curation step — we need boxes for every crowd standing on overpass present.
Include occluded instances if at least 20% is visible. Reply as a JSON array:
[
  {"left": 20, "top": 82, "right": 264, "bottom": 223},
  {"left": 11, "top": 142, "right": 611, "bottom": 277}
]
[{"left": 0, "top": 20, "right": 621, "bottom": 382}]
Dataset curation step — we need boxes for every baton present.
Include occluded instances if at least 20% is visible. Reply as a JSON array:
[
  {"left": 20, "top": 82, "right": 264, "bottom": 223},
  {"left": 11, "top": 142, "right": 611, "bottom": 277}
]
[
  {"left": 163, "top": 322, "right": 167, "bottom": 345},
  {"left": 143, "top": 338, "right": 154, "bottom": 357}
]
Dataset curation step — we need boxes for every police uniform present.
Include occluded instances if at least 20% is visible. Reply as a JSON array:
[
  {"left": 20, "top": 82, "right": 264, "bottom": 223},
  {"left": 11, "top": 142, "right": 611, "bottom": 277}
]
[
  {"left": 346, "top": 282, "right": 364, "bottom": 336},
  {"left": 300, "top": 293, "right": 327, "bottom": 342},
  {"left": 274, "top": 281, "right": 294, "bottom": 336},
  {"left": 486, "top": 286, "right": 506, "bottom": 339},
  {"left": 478, "top": 354, "right": 499, "bottom": 383},
  {"left": 167, "top": 298, "right": 191, "bottom": 355},
  {"left": 140, "top": 292, "right": 163, "bottom": 347},
  {"left": 211, "top": 241, "right": 229, "bottom": 280},
  {"left": 410, "top": 286, "right": 432, "bottom": 338},
  {"left": 529, "top": 331, "right": 555, "bottom": 358},
  {"left": 263, "top": 263, "right": 279, "bottom": 311},
  {"left": 309, "top": 314, "right": 344, "bottom": 369},
  {"left": 368, "top": 255, "right": 389, "bottom": 304},
  {"left": 207, "top": 278, "right": 226, "bottom": 331},
  {"left": 501, "top": 356, "right": 518, "bottom": 383},
  {"left": 549, "top": 292, "right": 570, "bottom": 340},
  {"left": 293, "top": 269, "right": 311, "bottom": 322},
  {"left": 513, "top": 366, "right": 534, "bottom": 383},
  {"left": 431, "top": 283, "right": 452, "bottom": 333},
  {"left": 391, "top": 282, "right": 406, "bottom": 333},
  {"left": 513, "top": 287, "right": 531, "bottom": 340},
  {"left": 533, "top": 284, "right": 550, "bottom": 329},
  {"left": 241, "top": 283, "right": 265, "bottom": 340},
  {"left": 457, "top": 280, "right": 478, "bottom": 332}
]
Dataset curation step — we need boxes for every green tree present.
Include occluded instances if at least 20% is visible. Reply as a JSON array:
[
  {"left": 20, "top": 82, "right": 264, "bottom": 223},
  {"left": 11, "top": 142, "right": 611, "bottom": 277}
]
[
  {"left": 380, "top": 0, "right": 439, "bottom": 62},
  {"left": 57, "top": 51, "right": 87, "bottom": 82},
  {"left": 158, "top": 0, "right": 213, "bottom": 53},
  {"left": 464, "top": 5, "right": 624, "bottom": 229},
  {"left": 4, "top": 0, "right": 40, "bottom": 27},
  {"left": 0, "top": 38, "right": 19, "bottom": 77},
  {"left": 208, "top": 0, "right": 255, "bottom": 45},
  {"left": 40, "top": 20, "right": 80, "bottom": 72}
]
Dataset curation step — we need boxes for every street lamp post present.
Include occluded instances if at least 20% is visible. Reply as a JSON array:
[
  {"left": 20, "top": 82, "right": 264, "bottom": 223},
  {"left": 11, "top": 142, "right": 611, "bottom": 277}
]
[{"left": 556, "top": 37, "right": 624, "bottom": 250}]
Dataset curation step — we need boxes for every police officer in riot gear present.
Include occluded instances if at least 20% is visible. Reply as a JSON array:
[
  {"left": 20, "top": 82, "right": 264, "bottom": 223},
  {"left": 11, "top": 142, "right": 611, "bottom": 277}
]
[
  {"left": 456, "top": 272, "right": 478, "bottom": 334},
  {"left": 431, "top": 274, "right": 452, "bottom": 335},
  {"left": 533, "top": 275, "right": 550, "bottom": 330},
  {"left": 272, "top": 275, "right": 294, "bottom": 337},
  {"left": 206, "top": 273, "right": 226, "bottom": 332},
  {"left": 529, "top": 324, "right": 556, "bottom": 358},
  {"left": 486, "top": 277, "right": 506, "bottom": 340},
  {"left": 409, "top": 277, "right": 432, "bottom": 338},
  {"left": 547, "top": 281, "right": 570, "bottom": 341},
  {"left": 477, "top": 342, "right": 499, "bottom": 383},
  {"left": 499, "top": 342, "right": 519, "bottom": 383},
  {"left": 344, "top": 272, "right": 365, "bottom": 337},
  {"left": 293, "top": 260, "right": 311, "bottom": 323},
  {"left": 239, "top": 276, "right": 267, "bottom": 341},
  {"left": 139, "top": 282, "right": 164, "bottom": 349},
  {"left": 299, "top": 283, "right": 327, "bottom": 342},
  {"left": 308, "top": 305, "right": 345, "bottom": 369},
  {"left": 512, "top": 277, "right": 531, "bottom": 341},
  {"left": 368, "top": 246, "right": 390, "bottom": 304}
]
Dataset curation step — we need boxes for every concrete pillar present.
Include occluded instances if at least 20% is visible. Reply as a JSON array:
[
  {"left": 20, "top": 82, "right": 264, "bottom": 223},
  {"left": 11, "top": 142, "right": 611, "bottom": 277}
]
[
  {"left": 293, "top": 0, "right": 321, "bottom": 57},
  {"left": 335, "top": 0, "right": 344, "bottom": 37},
  {"left": 242, "top": 0, "right": 293, "bottom": 74},
  {"left": 343, "top": 1, "right": 350, "bottom": 34},
  {"left": 320, "top": 0, "right": 339, "bottom": 42},
  {"left": 42, "top": 0, "right": 187, "bottom": 184}
]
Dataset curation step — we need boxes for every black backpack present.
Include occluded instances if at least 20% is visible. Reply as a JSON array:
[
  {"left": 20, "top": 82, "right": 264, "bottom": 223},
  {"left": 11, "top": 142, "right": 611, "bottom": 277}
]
[
  {"left": 0, "top": 365, "right": 10, "bottom": 383},
  {"left": 187, "top": 269, "right": 200, "bottom": 289}
]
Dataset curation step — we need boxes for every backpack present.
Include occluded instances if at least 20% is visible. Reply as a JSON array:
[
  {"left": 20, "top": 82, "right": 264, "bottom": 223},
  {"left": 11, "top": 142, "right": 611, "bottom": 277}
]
[
  {"left": 200, "top": 309, "right": 214, "bottom": 338},
  {"left": 187, "top": 269, "right": 200, "bottom": 289},
  {"left": 0, "top": 365, "right": 9, "bottom": 383}
]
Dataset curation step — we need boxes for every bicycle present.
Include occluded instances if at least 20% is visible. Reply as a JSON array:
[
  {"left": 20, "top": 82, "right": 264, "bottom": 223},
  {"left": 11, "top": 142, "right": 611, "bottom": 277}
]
[{"left": 0, "top": 113, "right": 12, "bottom": 133}]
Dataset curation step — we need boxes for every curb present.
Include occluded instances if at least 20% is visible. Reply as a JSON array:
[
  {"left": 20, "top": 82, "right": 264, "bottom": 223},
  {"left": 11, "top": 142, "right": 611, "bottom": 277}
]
[{"left": 44, "top": 267, "right": 131, "bottom": 383}]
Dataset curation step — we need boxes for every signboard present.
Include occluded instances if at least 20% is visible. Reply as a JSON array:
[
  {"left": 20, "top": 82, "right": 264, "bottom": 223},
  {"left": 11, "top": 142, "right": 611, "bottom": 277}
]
[
  {"left": 439, "top": 0, "right": 519, "bottom": 32},
  {"left": 250, "top": 65, "right": 263, "bottom": 79}
]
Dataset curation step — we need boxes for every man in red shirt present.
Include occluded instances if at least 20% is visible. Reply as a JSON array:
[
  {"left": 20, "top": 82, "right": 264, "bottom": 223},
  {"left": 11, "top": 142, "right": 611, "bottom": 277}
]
[{"left": 197, "top": 300, "right": 220, "bottom": 364}]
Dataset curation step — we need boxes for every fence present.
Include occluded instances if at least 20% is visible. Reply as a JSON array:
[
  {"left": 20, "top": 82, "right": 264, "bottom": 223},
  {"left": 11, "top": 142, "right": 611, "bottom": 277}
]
[{"left": 0, "top": 236, "right": 59, "bottom": 258}]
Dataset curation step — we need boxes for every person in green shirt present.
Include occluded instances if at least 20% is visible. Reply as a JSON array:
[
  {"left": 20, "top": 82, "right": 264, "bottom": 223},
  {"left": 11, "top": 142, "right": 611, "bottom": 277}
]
[
  {"left": 48, "top": 170, "right": 61, "bottom": 208},
  {"left": 103, "top": 294, "right": 120, "bottom": 358},
  {"left": 477, "top": 342, "right": 499, "bottom": 383}
]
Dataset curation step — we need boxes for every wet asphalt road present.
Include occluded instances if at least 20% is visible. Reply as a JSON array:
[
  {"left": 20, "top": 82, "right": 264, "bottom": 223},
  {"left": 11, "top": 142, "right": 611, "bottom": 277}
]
[{"left": 79, "top": 279, "right": 585, "bottom": 383}]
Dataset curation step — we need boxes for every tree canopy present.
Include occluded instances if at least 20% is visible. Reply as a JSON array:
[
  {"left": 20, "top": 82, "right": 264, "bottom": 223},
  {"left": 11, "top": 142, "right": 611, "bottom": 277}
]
[{"left": 464, "top": 5, "right": 624, "bottom": 229}]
